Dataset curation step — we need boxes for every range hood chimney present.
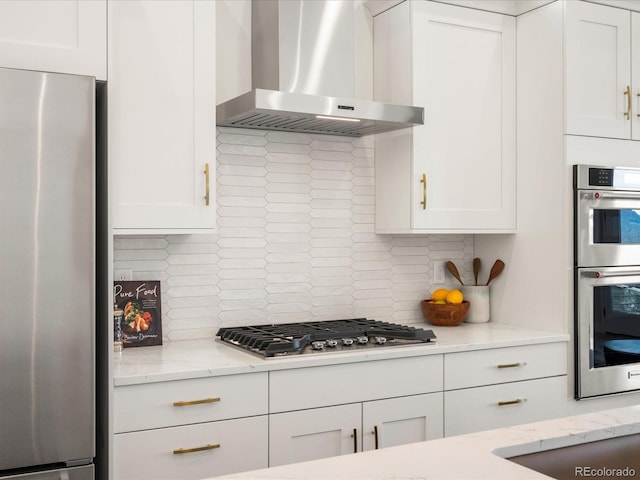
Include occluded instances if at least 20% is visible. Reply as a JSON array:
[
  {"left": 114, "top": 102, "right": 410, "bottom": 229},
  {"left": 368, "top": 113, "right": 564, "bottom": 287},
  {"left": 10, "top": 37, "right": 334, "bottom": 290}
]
[{"left": 216, "top": 0, "right": 424, "bottom": 137}]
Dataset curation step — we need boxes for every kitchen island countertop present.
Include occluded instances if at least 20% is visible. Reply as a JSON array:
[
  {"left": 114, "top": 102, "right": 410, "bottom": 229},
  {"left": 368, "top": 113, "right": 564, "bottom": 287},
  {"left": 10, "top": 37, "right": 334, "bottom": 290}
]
[
  {"left": 113, "top": 322, "right": 569, "bottom": 386},
  {"left": 212, "top": 404, "right": 640, "bottom": 480}
]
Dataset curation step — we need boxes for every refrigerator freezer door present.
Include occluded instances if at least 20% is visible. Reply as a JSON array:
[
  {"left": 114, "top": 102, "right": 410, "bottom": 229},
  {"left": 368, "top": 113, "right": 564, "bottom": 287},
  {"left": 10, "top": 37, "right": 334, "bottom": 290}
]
[{"left": 0, "top": 68, "right": 95, "bottom": 472}]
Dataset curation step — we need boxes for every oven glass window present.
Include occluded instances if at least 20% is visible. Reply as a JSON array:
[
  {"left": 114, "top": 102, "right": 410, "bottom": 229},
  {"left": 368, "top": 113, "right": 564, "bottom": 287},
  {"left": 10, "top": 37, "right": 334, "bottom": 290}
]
[
  {"left": 592, "top": 284, "right": 640, "bottom": 368},
  {"left": 593, "top": 209, "right": 640, "bottom": 244}
]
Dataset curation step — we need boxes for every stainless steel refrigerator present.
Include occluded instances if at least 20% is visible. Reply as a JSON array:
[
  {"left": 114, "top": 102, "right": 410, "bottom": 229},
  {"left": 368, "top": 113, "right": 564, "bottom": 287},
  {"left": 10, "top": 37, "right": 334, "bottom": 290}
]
[{"left": 0, "top": 68, "right": 95, "bottom": 480}]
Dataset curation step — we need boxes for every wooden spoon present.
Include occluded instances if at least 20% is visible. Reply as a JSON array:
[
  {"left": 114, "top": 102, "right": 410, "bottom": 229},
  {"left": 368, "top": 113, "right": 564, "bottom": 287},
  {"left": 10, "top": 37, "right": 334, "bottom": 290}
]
[
  {"left": 446, "top": 261, "right": 464, "bottom": 286},
  {"left": 473, "top": 257, "right": 481, "bottom": 286},
  {"left": 486, "top": 259, "right": 505, "bottom": 286}
]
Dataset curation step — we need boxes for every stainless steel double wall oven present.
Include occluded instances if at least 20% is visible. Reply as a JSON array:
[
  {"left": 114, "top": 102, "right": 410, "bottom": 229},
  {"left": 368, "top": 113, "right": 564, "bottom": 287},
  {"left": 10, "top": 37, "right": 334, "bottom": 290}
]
[{"left": 575, "top": 165, "right": 640, "bottom": 399}]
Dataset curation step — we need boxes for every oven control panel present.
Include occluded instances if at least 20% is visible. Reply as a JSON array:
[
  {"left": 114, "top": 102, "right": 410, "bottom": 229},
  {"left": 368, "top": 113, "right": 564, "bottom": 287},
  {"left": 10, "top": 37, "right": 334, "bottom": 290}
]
[
  {"left": 588, "top": 167, "right": 613, "bottom": 187},
  {"left": 576, "top": 164, "right": 640, "bottom": 191}
]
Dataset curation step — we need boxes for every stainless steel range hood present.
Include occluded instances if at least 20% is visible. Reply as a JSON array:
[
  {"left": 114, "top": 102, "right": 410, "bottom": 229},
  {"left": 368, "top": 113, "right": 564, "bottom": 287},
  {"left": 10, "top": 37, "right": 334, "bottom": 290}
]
[{"left": 216, "top": 0, "right": 424, "bottom": 137}]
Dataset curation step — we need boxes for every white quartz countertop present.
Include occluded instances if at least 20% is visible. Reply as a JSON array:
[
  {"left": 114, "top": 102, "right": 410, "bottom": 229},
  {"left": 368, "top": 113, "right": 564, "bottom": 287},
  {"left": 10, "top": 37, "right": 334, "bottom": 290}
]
[
  {"left": 113, "top": 322, "right": 568, "bottom": 386},
  {"left": 213, "top": 405, "right": 640, "bottom": 480}
]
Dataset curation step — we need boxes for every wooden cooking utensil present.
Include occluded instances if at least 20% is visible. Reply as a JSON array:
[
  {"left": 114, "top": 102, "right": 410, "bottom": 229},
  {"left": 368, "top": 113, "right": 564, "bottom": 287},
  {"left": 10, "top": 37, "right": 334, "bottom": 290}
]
[
  {"left": 446, "top": 261, "right": 464, "bottom": 286},
  {"left": 473, "top": 257, "right": 481, "bottom": 286},
  {"left": 486, "top": 259, "right": 505, "bottom": 286}
]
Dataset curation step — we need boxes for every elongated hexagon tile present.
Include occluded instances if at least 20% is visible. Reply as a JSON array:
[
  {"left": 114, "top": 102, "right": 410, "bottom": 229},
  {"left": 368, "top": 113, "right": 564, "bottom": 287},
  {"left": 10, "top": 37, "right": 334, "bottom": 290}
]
[{"left": 113, "top": 129, "right": 474, "bottom": 341}]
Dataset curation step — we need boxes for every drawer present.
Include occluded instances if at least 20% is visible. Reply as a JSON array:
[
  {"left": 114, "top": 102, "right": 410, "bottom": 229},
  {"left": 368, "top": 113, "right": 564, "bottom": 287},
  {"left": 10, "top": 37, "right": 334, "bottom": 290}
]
[
  {"left": 114, "top": 372, "right": 268, "bottom": 433},
  {"left": 269, "top": 355, "right": 443, "bottom": 413},
  {"left": 444, "top": 342, "right": 567, "bottom": 390},
  {"left": 444, "top": 376, "right": 568, "bottom": 436},
  {"left": 114, "top": 415, "right": 268, "bottom": 480}
]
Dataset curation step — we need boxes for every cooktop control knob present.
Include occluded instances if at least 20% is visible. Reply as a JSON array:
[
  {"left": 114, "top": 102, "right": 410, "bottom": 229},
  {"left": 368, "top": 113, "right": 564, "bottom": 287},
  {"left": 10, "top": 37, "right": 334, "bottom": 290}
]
[
  {"left": 342, "top": 338, "right": 354, "bottom": 346},
  {"left": 326, "top": 338, "right": 338, "bottom": 348},
  {"left": 311, "top": 341, "right": 326, "bottom": 350},
  {"left": 374, "top": 336, "right": 387, "bottom": 345},
  {"left": 357, "top": 336, "right": 369, "bottom": 345}
]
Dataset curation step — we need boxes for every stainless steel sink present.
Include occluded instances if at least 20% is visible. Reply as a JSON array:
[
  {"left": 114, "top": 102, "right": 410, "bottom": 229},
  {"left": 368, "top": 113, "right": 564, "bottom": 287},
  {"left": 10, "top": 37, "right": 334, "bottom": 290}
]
[{"left": 506, "top": 433, "right": 640, "bottom": 479}]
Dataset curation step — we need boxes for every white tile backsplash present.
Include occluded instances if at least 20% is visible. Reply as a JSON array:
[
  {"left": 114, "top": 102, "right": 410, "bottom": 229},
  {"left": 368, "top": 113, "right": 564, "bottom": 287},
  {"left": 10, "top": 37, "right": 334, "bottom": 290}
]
[{"left": 114, "top": 128, "right": 474, "bottom": 341}]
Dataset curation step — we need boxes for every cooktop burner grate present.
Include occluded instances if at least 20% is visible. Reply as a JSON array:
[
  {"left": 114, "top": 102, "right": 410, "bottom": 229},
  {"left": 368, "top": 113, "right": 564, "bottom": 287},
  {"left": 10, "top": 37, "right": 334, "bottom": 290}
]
[{"left": 216, "top": 318, "right": 436, "bottom": 358}]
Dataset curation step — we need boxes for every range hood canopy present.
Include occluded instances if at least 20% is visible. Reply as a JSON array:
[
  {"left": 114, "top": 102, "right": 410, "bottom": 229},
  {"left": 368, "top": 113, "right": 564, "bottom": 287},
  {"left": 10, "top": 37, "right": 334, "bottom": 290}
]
[{"left": 216, "top": 0, "right": 424, "bottom": 137}]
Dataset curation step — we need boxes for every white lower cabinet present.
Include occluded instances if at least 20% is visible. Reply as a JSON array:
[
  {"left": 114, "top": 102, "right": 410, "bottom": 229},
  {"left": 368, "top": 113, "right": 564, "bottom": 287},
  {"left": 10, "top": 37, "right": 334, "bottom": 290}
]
[
  {"left": 113, "top": 373, "right": 268, "bottom": 479},
  {"left": 269, "top": 393, "right": 444, "bottom": 467},
  {"left": 114, "top": 415, "right": 268, "bottom": 480},
  {"left": 267, "top": 356, "right": 444, "bottom": 467},
  {"left": 443, "top": 343, "right": 568, "bottom": 437},
  {"left": 112, "top": 343, "right": 569, "bottom": 477}
]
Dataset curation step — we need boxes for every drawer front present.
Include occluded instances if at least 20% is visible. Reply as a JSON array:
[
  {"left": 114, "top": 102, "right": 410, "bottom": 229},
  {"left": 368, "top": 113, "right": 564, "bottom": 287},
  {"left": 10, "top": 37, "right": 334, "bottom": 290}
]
[
  {"left": 444, "top": 376, "right": 568, "bottom": 436},
  {"left": 114, "top": 416, "right": 268, "bottom": 480},
  {"left": 270, "top": 355, "right": 443, "bottom": 413},
  {"left": 444, "top": 342, "right": 567, "bottom": 390},
  {"left": 114, "top": 373, "right": 268, "bottom": 433}
]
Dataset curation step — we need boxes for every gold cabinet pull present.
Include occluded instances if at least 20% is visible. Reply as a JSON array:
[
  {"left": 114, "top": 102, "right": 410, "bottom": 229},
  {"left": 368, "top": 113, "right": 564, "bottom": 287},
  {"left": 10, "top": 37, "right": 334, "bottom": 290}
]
[
  {"left": 420, "top": 173, "right": 427, "bottom": 210},
  {"left": 173, "top": 397, "right": 220, "bottom": 407},
  {"left": 498, "top": 398, "right": 525, "bottom": 407},
  {"left": 204, "top": 163, "right": 210, "bottom": 206},
  {"left": 625, "top": 85, "right": 631, "bottom": 120},
  {"left": 497, "top": 362, "right": 526, "bottom": 369},
  {"left": 637, "top": 92, "right": 640, "bottom": 117},
  {"left": 173, "top": 443, "right": 220, "bottom": 455}
]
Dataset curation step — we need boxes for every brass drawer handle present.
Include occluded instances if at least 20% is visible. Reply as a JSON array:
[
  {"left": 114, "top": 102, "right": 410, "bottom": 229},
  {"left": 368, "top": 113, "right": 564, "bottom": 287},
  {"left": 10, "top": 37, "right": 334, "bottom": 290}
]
[
  {"left": 497, "top": 362, "right": 526, "bottom": 369},
  {"left": 498, "top": 398, "right": 526, "bottom": 406},
  {"left": 204, "top": 163, "right": 211, "bottom": 206},
  {"left": 625, "top": 85, "right": 631, "bottom": 120},
  {"left": 173, "top": 397, "right": 220, "bottom": 407},
  {"left": 173, "top": 443, "right": 220, "bottom": 455},
  {"left": 420, "top": 173, "right": 427, "bottom": 210}
]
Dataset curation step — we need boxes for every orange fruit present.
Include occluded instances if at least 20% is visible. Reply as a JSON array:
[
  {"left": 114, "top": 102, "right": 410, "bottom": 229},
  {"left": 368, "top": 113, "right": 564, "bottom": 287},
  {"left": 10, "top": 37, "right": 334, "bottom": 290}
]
[
  {"left": 431, "top": 288, "right": 449, "bottom": 301},
  {"left": 445, "top": 289, "right": 464, "bottom": 304}
]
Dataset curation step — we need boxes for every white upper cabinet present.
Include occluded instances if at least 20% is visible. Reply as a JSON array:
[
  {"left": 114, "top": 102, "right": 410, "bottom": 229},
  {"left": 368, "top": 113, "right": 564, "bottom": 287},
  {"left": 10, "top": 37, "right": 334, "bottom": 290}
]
[
  {"left": 374, "top": 1, "right": 516, "bottom": 233},
  {"left": 633, "top": 12, "right": 640, "bottom": 140},
  {"left": 565, "top": 1, "right": 638, "bottom": 139},
  {"left": 0, "top": 0, "right": 106, "bottom": 79},
  {"left": 109, "top": 0, "right": 216, "bottom": 233}
]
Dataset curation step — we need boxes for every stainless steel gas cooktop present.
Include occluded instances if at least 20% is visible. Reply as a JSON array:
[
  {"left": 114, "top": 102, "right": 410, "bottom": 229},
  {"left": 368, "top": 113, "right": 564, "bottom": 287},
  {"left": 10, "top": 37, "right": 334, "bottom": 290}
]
[{"left": 216, "top": 318, "right": 436, "bottom": 358}]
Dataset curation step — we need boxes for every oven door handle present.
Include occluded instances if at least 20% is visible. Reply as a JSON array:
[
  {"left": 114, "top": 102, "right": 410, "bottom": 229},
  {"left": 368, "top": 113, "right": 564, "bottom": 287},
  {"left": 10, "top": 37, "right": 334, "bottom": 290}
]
[
  {"left": 580, "top": 269, "right": 640, "bottom": 278},
  {"left": 586, "top": 191, "right": 640, "bottom": 201}
]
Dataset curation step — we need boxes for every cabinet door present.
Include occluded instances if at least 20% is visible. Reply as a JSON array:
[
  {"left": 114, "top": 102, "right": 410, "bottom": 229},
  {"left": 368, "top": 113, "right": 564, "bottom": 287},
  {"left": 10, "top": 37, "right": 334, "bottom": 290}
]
[
  {"left": 632, "top": 12, "right": 640, "bottom": 141},
  {"left": 362, "top": 393, "right": 443, "bottom": 451},
  {"left": 565, "top": 1, "right": 631, "bottom": 139},
  {"left": 269, "top": 404, "right": 361, "bottom": 467},
  {"left": 411, "top": 3, "right": 516, "bottom": 232},
  {"left": 0, "top": 0, "right": 106, "bottom": 79},
  {"left": 114, "top": 416, "right": 268, "bottom": 480},
  {"left": 109, "top": 0, "right": 216, "bottom": 233}
]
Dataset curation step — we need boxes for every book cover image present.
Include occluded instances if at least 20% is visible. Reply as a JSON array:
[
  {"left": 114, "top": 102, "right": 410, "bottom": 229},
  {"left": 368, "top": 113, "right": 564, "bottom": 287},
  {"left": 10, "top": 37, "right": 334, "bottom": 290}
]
[{"left": 113, "top": 280, "right": 163, "bottom": 347}]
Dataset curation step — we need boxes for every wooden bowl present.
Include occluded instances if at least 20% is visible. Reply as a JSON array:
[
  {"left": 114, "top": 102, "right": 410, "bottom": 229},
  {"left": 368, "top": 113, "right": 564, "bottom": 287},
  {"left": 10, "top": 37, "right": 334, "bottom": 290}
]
[{"left": 420, "top": 300, "right": 470, "bottom": 326}]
